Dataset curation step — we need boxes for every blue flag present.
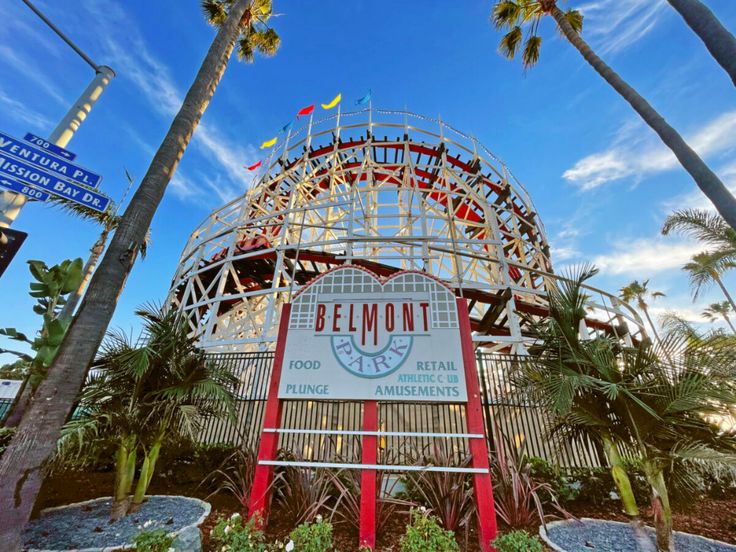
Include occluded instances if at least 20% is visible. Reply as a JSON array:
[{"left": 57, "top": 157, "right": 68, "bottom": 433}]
[
  {"left": 355, "top": 89, "right": 372, "bottom": 106},
  {"left": 281, "top": 120, "right": 294, "bottom": 133}
]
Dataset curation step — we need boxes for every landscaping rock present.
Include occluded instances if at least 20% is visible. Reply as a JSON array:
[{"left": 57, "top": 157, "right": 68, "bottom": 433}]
[
  {"left": 540, "top": 518, "right": 736, "bottom": 552},
  {"left": 171, "top": 525, "right": 202, "bottom": 552},
  {"left": 23, "top": 495, "right": 210, "bottom": 552}
]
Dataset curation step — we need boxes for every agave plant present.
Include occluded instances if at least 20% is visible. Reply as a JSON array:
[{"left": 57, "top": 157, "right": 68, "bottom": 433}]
[{"left": 57, "top": 305, "right": 237, "bottom": 520}]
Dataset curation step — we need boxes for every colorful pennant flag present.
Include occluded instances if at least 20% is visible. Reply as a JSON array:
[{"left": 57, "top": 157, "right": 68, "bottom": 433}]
[
  {"left": 321, "top": 93, "right": 342, "bottom": 110},
  {"left": 245, "top": 161, "right": 262, "bottom": 171},
  {"left": 281, "top": 120, "right": 294, "bottom": 133},
  {"left": 260, "top": 137, "right": 277, "bottom": 149},
  {"left": 355, "top": 90, "right": 372, "bottom": 106},
  {"left": 297, "top": 104, "right": 315, "bottom": 117}
]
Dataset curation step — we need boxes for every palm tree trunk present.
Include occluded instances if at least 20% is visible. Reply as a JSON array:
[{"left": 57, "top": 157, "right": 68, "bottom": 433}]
[
  {"left": 130, "top": 439, "right": 162, "bottom": 513},
  {"left": 601, "top": 436, "right": 639, "bottom": 517},
  {"left": 58, "top": 227, "right": 110, "bottom": 323},
  {"left": 723, "top": 314, "right": 736, "bottom": 334},
  {"left": 548, "top": 4, "right": 736, "bottom": 231},
  {"left": 667, "top": 0, "right": 736, "bottom": 87},
  {"left": 111, "top": 436, "right": 137, "bottom": 521},
  {"left": 0, "top": 2, "right": 251, "bottom": 547},
  {"left": 714, "top": 274, "right": 736, "bottom": 313},
  {"left": 643, "top": 461, "right": 673, "bottom": 552}
]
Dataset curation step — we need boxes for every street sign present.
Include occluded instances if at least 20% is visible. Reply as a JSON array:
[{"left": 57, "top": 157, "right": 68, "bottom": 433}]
[
  {"left": 23, "top": 132, "right": 76, "bottom": 161},
  {"left": 0, "top": 130, "right": 101, "bottom": 188},
  {"left": 0, "top": 154, "right": 110, "bottom": 213},
  {"left": 0, "top": 177, "right": 49, "bottom": 202},
  {"left": 0, "top": 227, "right": 28, "bottom": 278}
]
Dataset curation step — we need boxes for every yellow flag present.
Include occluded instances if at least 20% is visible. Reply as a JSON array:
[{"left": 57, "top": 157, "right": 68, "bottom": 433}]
[
  {"left": 321, "top": 93, "right": 342, "bottom": 110},
  {"left": 260, "top": 136, "right": 277, "bottom": 149}
]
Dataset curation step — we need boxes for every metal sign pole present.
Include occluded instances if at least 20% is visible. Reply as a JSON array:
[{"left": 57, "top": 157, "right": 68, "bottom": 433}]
[{"left": 0, "top": 66, "right": 114, "bottom": 228}]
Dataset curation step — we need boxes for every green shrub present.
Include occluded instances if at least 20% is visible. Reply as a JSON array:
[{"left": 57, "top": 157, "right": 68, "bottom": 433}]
[
  {"left": 527, "top": 457, "right": 580, "bottom": 504},
  {"left": 132, "top": 529, "right": 174, "bottom": 552},
  {"left": 493, "top": 530, "right": 544, "bottom": 552},
  {"left": 287, "top": 515, "right": 333, "bottom": 552},
  {"left": 210, "top": 512, "right": 267, "bottom": 552},
  {"left": 399, "top": 508, "right": 459, "bottom": 552}
]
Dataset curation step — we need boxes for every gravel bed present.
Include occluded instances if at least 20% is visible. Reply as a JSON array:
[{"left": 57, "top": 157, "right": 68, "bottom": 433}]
[
  {"left": 23, "top": 495, "right": 209, "bottom": 551},
  {"left": 541, "top": 519, "right": 736, "bottom": 552}
]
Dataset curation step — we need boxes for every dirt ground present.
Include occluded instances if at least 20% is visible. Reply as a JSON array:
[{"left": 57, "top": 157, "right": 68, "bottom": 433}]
[{"left": 36, "top": 469, "right": 736, "bottom": 551}]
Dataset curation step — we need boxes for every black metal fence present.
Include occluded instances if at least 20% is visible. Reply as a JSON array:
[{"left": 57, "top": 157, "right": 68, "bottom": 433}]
[{"left": 199, "top": 351, "right": 606, "bottom": 469}]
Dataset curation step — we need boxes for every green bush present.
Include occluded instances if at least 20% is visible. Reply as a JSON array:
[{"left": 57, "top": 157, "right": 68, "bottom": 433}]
[
  {"left": 527, "top": 457, "right": 580, "bottom": 504},
  {"left": 399, "top": 508, "right": 459, "bottom": 552},
  {"left": 493, "top": 530, "right": 544, "bottom": 552},
  {"left": 288, "top": 515, "right": 333, "bottom": 552},
  {"left": 132, "top": 529, "right": 174, "bottom": 552},
  {"left": 210, "top": 513, "right": 267, "bottom": 552}
]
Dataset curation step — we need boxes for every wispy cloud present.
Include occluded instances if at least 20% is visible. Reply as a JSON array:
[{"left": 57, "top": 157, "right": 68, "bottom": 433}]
[
  {"left": 563, "top": 111, "right": 736, "bottom": 190},
  {"left": 0, "top": 45, "right": 68, "bottom": 107},
  {"left": 77, "top": 0, "right": 258, "bottom": 205},
  {"left": 592, "top": 237, "right": 700, "bottom": 276},
  {"left": 578, "top": 0, "right": 668, "bottom": 54},
  {"left": 0, "top": 87, "right": 52, "bottom": 129}
]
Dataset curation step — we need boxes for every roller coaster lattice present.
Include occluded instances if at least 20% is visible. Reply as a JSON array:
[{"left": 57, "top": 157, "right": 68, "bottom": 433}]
[{"left": 168, "top": 108, "right": 646, "bottom": 352}]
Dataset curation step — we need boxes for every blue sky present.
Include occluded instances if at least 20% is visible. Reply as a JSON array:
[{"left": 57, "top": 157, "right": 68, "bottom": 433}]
[{"left": 2, "top": 0, "right": 736, "bottom": 362}]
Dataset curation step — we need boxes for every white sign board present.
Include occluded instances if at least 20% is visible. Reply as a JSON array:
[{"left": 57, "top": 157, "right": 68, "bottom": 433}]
[{"left": 279, "top": 267, "right": 467, "bottom": 402}]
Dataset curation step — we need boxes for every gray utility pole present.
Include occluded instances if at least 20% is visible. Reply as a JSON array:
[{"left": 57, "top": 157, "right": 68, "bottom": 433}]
[{"left": 0, "top": 0, "right": 115, "bottom": 228}]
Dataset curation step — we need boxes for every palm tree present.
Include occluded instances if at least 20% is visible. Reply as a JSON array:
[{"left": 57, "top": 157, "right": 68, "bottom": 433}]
[
  {"left": 666, "top": 0, "right": 736, "bottom": 87},
  {"left": 491, "top": 1, "right": 736, "bottom": 230},
  {"left": 702, "top": 301, "right": 736, "bottom": 333},
  {"left": 0, "top": 2, "right": 280, "bottom": 547},
  {"left": 662, "top": 208, "right": 736, "bottom": 264},
  {"left": 619, "top": 280, "right": 665, "bottom": 347},
  {"left": 56, "top": 305, "right": 236, "bottom": 520},
  {"left": 517, "top": 266, "right": 648, "bottom": 543},
  {"left": 683, "top": 251, "right": 736, "bottom": 310},
  {"left": 519, "top": 267, "right": 736, "bottom": 552}
]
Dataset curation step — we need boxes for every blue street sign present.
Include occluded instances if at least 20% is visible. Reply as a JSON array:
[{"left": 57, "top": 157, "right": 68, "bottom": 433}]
[
  {"left": 23, "top": 132, "right": 76, "bottom": 161},
  {"left": 0, "top": 154, "right": 110, "bottom": 213},
  {"left": 0, "top": 177, "right": 49, "bottom": 202},
  {"left": 0, "top": 130, "right": 101, "bottom": 188}
]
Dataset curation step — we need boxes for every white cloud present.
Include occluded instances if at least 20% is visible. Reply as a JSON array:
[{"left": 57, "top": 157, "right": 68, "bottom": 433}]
[
  {"left": 592, "top": 237, "right": 700, "bottom": 276},
  {"left": 0, "top": 87, "right": 51, "bottom": 129},
  {"left": 78, "top": 0, "right": 258, "bottom": 205},
  {"left": 578, "top": 0, "right": 667, "bottom": 54},
  {"left": 564, "top": 111, "right": 736, "bottom": 191}
]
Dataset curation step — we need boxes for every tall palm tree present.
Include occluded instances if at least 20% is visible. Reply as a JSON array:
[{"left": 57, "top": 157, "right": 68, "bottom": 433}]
[
  {"left": 619, "top": 280, "right": 666, "bottom": 347},
  {"left": 666, "top": 0, "right": 736, "bottom": 87},
  {"left": 491, "top": 0, "right": 736, "bottom": 230},
  {"left": 702, "top": 301, "right": 736, "bottom": 334},
  {"left": 662, "top": 208, "right": 736, "bottom": 264},
  {"left": 0, "top": 2, "right": 280, "bottom": 547},
  {"left": 683, "top": 251, "right": 736, "bottom": 310}
]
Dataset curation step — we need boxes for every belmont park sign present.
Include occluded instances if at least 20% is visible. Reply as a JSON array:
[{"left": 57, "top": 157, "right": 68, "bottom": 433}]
[{"left": 279, "top": 266, "right": 468, "bottom": 401}]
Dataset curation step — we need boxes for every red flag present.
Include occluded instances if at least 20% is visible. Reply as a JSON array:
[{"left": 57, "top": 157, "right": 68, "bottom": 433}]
[
  {"left": 245, "top": 161, "right": 262, "bottom": 171},
  {"left": 297, "top": 104, "right": 314, "bottom": 117}
]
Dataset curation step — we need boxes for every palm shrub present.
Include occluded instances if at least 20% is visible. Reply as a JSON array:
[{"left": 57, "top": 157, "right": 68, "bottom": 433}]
[
  {"left": 271, "top": 453, "right": 335, "bottom": 525},
  {"left": 516, "top": 265, "right": 736, "bottom": 551},
  {"left": 57, "top": 305, "right": 236, "bottom": 520}
]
